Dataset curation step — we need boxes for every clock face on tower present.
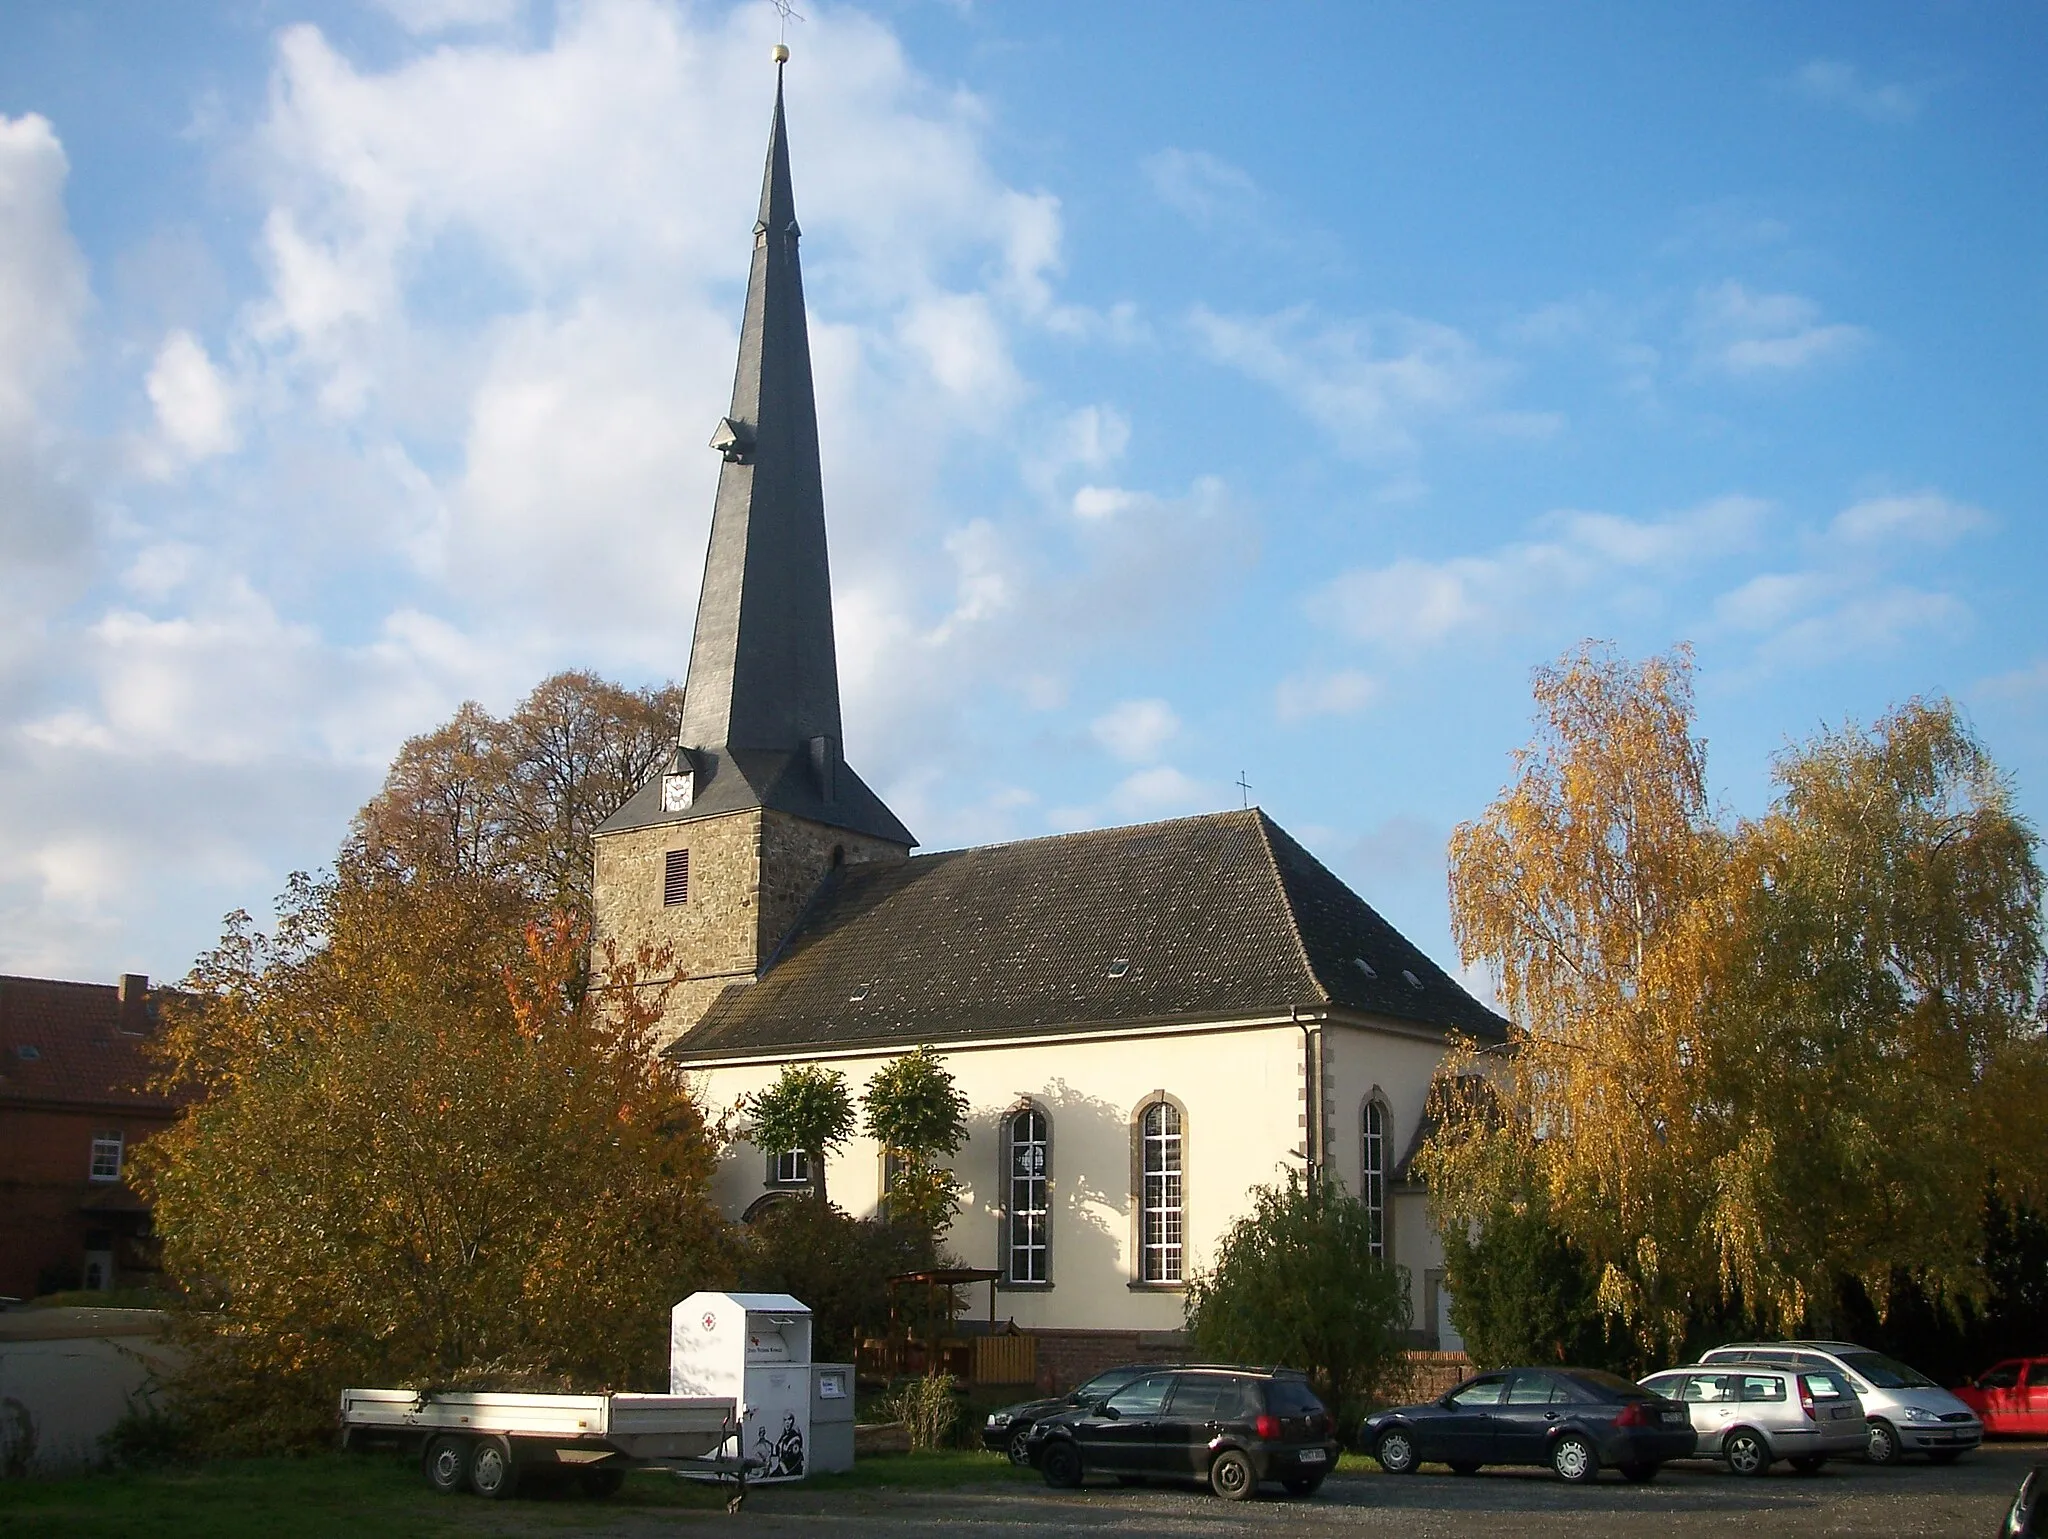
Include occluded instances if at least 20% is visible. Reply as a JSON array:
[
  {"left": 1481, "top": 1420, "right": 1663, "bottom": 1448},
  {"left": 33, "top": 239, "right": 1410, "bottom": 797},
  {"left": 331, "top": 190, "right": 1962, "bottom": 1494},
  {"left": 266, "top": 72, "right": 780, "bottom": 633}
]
[{"left": 661, "top": 772, "right": 695, "bottom": 813}]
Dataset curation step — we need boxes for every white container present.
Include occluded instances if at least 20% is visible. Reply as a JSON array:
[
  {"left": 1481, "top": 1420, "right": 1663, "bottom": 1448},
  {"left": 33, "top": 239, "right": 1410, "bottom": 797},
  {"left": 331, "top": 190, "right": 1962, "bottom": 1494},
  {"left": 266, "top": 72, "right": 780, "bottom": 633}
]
[{"left": 672, "top": 1292, "right": 814, "bottom": 1482}]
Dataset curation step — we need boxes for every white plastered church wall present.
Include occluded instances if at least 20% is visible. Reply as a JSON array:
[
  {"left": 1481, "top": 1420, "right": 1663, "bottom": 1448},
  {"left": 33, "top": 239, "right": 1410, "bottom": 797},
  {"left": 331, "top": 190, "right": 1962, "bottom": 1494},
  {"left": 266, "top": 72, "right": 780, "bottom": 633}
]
[{"left": 685, "top": 1014, "right": 1454, "bottom": 1336}]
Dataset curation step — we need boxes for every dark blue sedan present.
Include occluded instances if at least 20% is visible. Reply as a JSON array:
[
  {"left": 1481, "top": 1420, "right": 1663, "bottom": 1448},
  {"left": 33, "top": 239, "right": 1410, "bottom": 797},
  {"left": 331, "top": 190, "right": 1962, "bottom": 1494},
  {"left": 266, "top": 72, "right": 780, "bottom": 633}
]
[{"left": 1361, "top": 1367, "right": 1697, "bottom": 1483}]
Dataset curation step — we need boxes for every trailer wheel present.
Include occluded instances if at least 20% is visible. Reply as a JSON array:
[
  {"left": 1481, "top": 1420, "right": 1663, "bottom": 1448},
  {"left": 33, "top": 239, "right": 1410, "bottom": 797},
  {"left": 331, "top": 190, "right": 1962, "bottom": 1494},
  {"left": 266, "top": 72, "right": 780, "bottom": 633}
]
[
  {"left": 468, "top": 1435, "right": 520, "bottom": 1499},
  {"left": 423, "top": 1434, "right": 470, "bottom": 1494},
  {"left": 578, "top": 1467, "right": 625, "bottom": 1499}
]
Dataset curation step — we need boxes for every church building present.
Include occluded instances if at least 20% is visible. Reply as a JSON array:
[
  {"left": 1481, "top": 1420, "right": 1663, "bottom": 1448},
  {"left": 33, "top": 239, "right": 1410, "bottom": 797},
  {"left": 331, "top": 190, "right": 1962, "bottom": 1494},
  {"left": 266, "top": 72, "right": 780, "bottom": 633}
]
[{"left": 591, "top": 63, "right": 1506, "bottom": 1367}]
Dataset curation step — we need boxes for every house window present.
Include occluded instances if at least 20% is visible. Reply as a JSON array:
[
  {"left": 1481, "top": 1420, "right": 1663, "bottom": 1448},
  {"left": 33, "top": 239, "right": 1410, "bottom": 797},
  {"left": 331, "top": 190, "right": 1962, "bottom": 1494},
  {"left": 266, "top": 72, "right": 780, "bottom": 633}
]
[
  {"left": 1362, "top": 1098, "right": 1387, "bottom": 1258},
  {"left": 89, "top": 1132, "right": 124, "bottom": 1183},
  {"left": 1007, "top": 1106, "right": 1049, "bottom": 1283},
  {"left": 1139, "top": 1100, "right": 1183, "bottom": 1283},
  {"left": 664, "top": 849, "right": 689, "bottom": 905},
  {"left": 772, "top": 1149, "right": 809, "bottom": 1185}
]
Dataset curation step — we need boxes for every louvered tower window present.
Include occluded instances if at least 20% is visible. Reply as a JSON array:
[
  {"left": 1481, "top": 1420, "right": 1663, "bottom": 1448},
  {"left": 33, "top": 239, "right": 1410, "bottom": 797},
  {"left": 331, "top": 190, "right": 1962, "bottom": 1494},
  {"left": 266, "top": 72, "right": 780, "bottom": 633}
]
[{"left": 664, "top": 849, "right": 690, "bottom": 905}]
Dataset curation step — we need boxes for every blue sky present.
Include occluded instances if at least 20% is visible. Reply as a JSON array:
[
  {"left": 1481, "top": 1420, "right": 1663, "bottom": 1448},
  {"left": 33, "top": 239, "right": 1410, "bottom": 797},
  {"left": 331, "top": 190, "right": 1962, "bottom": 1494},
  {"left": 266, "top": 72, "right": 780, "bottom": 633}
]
[{"left": 1, "top": 0, "right": 2043, "bottom": 995}]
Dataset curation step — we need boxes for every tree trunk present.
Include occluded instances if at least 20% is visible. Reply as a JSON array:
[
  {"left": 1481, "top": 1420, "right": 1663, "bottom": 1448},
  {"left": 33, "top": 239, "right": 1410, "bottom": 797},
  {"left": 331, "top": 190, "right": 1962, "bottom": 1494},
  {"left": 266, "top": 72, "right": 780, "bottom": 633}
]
[{"left": 809, "top": 1145, "right": 829, "bottom": 1207}]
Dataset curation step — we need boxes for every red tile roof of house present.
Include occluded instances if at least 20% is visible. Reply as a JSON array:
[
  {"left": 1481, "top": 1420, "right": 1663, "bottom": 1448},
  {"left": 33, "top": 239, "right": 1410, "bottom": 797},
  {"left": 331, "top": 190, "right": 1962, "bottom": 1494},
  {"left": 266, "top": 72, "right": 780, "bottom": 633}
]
[{"left": 0, "top": 974, "right": 183, "bottom": 1113}]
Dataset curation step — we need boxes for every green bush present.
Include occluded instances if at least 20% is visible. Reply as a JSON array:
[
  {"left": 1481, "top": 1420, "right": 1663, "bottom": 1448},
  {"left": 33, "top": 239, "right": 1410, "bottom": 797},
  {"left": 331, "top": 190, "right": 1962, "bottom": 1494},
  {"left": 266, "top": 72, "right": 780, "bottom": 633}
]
[{"left": 890, "top": 1373, "right": 959, "bottom": 1452}]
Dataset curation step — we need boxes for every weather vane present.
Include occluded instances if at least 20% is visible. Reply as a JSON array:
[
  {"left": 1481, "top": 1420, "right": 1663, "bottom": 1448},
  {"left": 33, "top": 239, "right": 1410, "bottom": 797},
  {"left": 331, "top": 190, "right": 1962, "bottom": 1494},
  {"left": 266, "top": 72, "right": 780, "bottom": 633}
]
[{"left": 770, "top": 0, "right": 803, "bottom": 55}]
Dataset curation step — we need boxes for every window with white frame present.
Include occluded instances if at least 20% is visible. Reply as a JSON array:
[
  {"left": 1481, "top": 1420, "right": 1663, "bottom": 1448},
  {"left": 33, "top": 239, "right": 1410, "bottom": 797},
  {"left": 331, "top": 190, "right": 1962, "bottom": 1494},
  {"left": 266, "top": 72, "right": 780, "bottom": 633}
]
[
  {"left": 1362, "top": 1098, "right": 1387, "bottom": 1258},
  {"left": 772, "top": 1149, "right": 810, "bottom": 1185},
  {"left": 1007, "top": 1106, "right": 1049, "bottom": 1283},
  {"left": 89, "top": 1131, "right": 124, "bottom": 1183},
  {"left": 1139, "top": 1101, "right": 1183, "bottom": 1283}
]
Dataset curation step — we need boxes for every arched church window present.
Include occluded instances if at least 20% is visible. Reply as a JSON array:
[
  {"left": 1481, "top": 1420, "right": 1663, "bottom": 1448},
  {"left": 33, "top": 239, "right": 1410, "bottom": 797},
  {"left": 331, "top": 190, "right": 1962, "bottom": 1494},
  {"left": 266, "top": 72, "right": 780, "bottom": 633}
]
[
  {"left": 1005, "top": 1106, "right": 1050, "bottom": 1283},
  {"left": 1362, "top": 1096, "right": 1388, "bottom": 1259},
  {"left": 1138, "top": 1100, "right": 1184, "bottom": 1283}
]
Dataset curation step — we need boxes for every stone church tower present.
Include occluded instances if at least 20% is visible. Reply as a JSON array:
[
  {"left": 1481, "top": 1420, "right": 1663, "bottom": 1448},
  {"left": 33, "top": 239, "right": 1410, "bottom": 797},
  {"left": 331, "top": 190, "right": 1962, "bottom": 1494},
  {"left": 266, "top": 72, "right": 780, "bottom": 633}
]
[{"left": 592, "top": 66, "right": 914, "bottom": 1047}]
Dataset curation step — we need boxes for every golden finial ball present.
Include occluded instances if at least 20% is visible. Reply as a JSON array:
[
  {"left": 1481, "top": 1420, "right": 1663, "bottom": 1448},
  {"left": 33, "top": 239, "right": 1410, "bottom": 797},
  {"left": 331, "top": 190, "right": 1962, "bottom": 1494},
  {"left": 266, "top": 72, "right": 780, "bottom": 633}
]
[{"left": 772, "top": 43, "right": 790, "bottom": 64}]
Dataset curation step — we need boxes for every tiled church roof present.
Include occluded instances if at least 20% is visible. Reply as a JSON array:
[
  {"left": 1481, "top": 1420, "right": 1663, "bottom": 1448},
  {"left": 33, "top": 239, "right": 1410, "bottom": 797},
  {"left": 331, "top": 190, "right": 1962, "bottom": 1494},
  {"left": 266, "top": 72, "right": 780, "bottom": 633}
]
[{"left": 667, "top": 808, "right": 1509, "bottom": 1061}]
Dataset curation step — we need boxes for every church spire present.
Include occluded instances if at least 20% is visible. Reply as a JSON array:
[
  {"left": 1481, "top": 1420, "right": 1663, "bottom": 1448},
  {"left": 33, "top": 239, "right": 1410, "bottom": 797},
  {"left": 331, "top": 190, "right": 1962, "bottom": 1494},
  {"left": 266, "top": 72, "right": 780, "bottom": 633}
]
[
  {"left": 600, "top": 56, "right": 909, "bottom": 850},
  {"left": 679, "top": 61, "right": 839, "bottom": 753}
]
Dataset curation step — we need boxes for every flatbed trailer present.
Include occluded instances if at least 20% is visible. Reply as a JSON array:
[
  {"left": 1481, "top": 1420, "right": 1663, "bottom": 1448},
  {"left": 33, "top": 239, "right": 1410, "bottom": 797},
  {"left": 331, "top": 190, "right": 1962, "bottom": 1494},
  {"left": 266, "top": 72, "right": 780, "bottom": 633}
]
[{"left": 339, "top": 1387, "right": 745, "bottom": 1502}]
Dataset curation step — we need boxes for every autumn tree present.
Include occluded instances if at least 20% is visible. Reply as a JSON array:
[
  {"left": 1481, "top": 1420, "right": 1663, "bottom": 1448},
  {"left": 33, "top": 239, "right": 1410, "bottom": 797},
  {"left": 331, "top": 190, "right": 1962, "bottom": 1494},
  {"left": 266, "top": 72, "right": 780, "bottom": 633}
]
[
  {"left": 1430, "top": 643, "right": 1728, "bottom": 1356},
  {"left": 1707, "top": 699, "right": 2048, "bottom": 1323},
  {"left": 135, "top": 860, "right": 733, "bottom": 1450},
  {"left": 354, "top": 670, "right": 684, "bottom": 914},
  {"left": 1428, "top": 645, "right": 2048, "bottom": 1358},
  {"left": 862, "top": 1047, "right": 970, "bottom": 1246},
  {"left": 743, "top": 1065, "right": 856, "bottom": 1206},
  {"left": 1184, "top": 1171, "right": 1411, "bottom": 1426}
]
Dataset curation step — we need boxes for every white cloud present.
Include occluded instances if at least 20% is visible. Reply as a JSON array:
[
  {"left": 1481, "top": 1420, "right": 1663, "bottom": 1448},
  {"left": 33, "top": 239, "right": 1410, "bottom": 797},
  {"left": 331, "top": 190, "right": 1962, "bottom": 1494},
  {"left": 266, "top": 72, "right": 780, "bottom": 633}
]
[
  {"left": 146, "top": 329, "right": 238, "bottom": 462},
  {"left": 0, "top": 112, "right": 90, "bottom": 568},
  {"left": 370, "top": 0, "right": 526, "bottom": 34},
  {"left": 1830, "top": 490, "right": 1989, "bottom": 547},
  {"left": 1143, "top": 147, "right": 1258, "bottom": 227},
  {"left": 1312, "top": 496, "right": 1764, "bottom": 652},
  {"left": 1690, "top": 281, "right": 1867, "bottom": 376},
  {"left": 1790, "top": 60, "right": 1928, "bottom": 124},
  {"left": 1191, "top": 304, "right": 1538, "bottom": 458},
  {"left": 1275, "top": 669, "right": 1379, "bottom": 723},
  {"left": 1091, "top": 698, "right": 1179, "bottom": 763}
]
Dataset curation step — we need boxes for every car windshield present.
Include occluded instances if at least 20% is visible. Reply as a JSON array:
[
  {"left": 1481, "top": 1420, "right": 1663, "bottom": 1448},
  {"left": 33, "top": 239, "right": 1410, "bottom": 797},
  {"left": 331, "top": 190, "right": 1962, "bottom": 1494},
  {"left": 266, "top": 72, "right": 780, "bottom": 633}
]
[
  {"left": 1072, "top": 1368, "right": 1144, "bottom": 1402},
  {"left": 1265, "top": 1378, "right": 1325, "bottom": 1416},
  {"left": 1840, "top": 1352, "right": 1936, "bottom": 1389}
]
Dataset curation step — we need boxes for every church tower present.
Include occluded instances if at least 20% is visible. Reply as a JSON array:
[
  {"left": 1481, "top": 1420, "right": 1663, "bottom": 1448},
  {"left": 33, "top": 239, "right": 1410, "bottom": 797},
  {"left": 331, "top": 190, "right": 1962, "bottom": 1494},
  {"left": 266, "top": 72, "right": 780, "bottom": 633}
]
[{"left": 592, "top": 59, "right": 914, "bottom": 1046}]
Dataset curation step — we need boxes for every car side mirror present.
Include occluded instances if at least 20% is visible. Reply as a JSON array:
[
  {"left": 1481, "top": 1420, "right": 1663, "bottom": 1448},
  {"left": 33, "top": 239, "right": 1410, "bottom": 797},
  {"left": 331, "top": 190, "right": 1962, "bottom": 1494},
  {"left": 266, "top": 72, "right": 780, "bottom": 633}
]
[{"left": 1096, "top": 1402, "right": 1119, "bottom": 1420}]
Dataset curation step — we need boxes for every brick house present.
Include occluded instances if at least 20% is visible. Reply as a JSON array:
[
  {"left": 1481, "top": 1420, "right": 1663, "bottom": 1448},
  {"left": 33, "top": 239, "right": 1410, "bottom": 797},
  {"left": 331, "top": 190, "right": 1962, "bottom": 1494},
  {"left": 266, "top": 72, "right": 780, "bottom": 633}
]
[{"left": 0, "top": 973, "right": 181, "bottom": 1299}]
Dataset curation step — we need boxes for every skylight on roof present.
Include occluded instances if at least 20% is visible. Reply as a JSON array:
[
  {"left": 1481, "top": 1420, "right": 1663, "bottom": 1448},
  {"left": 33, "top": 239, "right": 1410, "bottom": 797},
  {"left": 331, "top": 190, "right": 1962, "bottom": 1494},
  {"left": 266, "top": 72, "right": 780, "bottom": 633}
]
[
  {"left": 1108, "top": 958, "right": 1131, "bottom": 979},
  {"left": 1354, "top": 957, "right": 1377, "bottom": 979},
  {"left": 15, "top": 1045, "right": 40, "bottom": 1061},
  {"left": 1401, "top": 969, "right": 1423, "bottom": 990},
  {"left": 849, "top": 983, "right": 872, "bottom": 1003}
]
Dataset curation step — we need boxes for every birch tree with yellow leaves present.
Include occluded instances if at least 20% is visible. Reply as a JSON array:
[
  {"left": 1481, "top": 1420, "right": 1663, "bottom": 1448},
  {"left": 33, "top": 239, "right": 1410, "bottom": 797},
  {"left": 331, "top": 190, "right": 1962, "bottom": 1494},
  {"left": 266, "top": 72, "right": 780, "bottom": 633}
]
[{"left": 1425, "top": 644, "right": 2047, "bottom": 1361}]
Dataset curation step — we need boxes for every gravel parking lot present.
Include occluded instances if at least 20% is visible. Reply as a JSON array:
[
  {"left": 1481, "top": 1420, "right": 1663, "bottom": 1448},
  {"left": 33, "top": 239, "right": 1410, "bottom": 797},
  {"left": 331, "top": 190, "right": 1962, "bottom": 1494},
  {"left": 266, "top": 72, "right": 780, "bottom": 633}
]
[{"left": 497, "top": 1442, "right": 2047, "bottom": 1538}]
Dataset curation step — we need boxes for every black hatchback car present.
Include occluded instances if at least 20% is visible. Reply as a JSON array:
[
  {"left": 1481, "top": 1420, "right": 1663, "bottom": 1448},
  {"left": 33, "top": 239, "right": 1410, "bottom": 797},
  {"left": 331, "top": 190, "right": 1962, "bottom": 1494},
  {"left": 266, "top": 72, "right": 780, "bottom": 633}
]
[
  {"left": 1028, "top": 1366, "right": 1341, "bottom": 1500},
  {"left": 1362, "top": 1367, "right": 1697, "bottom": 1483}
]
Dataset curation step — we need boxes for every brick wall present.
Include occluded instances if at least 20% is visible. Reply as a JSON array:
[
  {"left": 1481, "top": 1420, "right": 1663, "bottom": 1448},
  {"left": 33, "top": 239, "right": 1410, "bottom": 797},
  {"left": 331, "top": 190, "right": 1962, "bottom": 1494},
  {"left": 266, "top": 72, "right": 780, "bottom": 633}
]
[
  {"left": 0, "top": 1105, "right": 173, "bottom": 1298},
  {"left": 1024, "top": 1328, "right": 1189, "bottom": 1394}
]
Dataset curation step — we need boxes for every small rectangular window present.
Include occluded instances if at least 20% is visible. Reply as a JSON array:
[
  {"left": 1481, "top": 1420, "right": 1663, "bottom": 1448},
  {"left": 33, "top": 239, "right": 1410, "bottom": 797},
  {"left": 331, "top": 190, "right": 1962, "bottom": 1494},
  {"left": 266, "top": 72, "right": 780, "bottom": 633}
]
[
  {"left": 773, "top": 1150, "right": 809, "bottom": 1185},
  {"left": 664, "top": 849, "right": 689, "bottom": 905},
  {"left": 89, "top": 1132, "right": 124, "bottom": 1182}
]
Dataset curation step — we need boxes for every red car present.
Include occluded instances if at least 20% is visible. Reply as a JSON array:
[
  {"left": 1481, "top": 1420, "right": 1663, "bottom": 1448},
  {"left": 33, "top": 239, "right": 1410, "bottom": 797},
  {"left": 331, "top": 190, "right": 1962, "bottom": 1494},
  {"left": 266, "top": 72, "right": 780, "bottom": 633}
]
[{"left": 1955, "top": 1360, "right": 2048, "bottom": 1436}]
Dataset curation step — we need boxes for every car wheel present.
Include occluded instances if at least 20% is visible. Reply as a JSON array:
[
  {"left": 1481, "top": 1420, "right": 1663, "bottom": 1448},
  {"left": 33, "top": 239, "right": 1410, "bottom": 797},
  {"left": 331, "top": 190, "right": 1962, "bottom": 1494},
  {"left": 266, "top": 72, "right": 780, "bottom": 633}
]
[
  {"left": 468, "top": 1436, "right": 520, "bottom": 1500},
  {"left": 1040, "top": 1440, "right": 1083, "bottom": 1489},
  {"left": 1621, "top": 1462, "right": 1660, "bottom": 1483},
  {"left": 1928, "top": 1450, "right": 1963, "bottom": 1465},
  {"left": 1209, "top": 1448, "right": 1257, "bottom": 1501},
  {"left": 1724, "top": 1428, "right": 1770, "bottom": 1477},
  {"left": 1865, "top": 1419, "right": 1900, "bottom": 1466},
  {"left": 1374, "top": 1427, "right": 1418, "bottom": 1474},
  {"left": 1005, "top": 1425, "right": 1034, "bottom": 1466},
  {"left": 1282, "top": 1473, "right": 1326, "bottom": 1497},
  {"left": 423, "top": 1434, "right": 470, "bottom": 1495},
  {"left": 1551, "top": 1433, "right": 1598, "bottom": 1483},
  {"left": 1448, "top": 1460, "right": 1483, "bottom": 1476},
  {"left": 1788, "top": 1455, "right": 1827, "bottom": 1474}
]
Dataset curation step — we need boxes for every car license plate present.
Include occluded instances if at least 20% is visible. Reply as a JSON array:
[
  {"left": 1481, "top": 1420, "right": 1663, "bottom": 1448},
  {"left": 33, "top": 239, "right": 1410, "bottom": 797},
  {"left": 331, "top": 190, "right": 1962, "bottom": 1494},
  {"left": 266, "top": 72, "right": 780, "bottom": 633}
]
[
  {"left": 1299, "top": 1448, "right": 1326, "bottom": 1464},
  {"left": 1660, "top": 1411, "right": 1686, "bottom": 1426},
  {"left": 1830, "top": 1406, "right": 1852, "bottom": 1420}
]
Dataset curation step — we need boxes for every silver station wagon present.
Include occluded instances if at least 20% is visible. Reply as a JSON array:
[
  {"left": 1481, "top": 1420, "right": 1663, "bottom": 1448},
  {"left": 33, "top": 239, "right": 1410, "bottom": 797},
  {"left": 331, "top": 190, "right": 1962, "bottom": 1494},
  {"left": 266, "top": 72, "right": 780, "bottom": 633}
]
[{"left": 1639, "top": 1364, "right": 1867, "bottom": 1475}]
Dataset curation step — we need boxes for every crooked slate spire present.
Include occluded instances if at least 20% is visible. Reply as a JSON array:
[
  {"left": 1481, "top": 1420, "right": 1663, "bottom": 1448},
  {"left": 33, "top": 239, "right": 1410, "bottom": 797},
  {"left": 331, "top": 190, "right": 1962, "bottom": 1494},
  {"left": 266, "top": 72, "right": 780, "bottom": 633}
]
[
  {"left": 679, "top": 66, "right": 839, "bottom": 753},
  {"left": 599, "top": 63, "right": 912, "bottom": 849}
]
